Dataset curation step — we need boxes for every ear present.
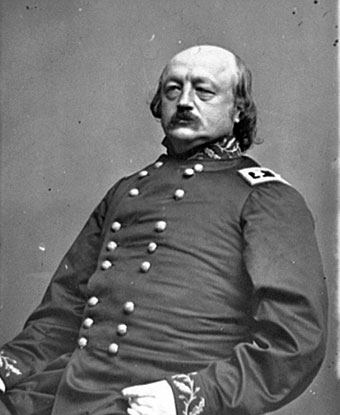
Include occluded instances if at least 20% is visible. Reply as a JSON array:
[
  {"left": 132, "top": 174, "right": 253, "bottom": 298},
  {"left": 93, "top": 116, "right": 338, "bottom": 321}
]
[
  {"left": 233, "top": 107, "right": 241, "bottom": 123},
  {"left": 232, "top": 98, "right": 243, "bottom": 123}
]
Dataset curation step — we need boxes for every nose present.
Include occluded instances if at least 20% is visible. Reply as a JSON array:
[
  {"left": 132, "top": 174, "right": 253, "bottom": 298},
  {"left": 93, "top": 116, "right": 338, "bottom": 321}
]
[{"left": 177, "top": 85, "right": 194, "bottom": 109}]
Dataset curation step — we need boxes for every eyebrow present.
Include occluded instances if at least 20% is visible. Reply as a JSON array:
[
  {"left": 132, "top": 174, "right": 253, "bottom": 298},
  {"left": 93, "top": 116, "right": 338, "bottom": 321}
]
[
  {"left": 163, "top": 75, "right": 218, "bottom": 89},
  {"left": 193, "top": 77, "right": 218, "bottom": 87}
]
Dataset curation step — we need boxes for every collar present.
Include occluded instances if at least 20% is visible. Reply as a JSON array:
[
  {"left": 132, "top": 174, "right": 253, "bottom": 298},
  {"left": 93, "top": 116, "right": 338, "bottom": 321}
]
[{"left": 162, "top": 136, "right": 243, "bottom": 161}]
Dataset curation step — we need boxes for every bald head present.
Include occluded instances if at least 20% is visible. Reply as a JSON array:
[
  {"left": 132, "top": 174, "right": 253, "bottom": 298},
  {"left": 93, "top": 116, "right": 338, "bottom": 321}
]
[
  {"left": 170, "top": 44, "right": 236, "bottom": 60},
  {"left": 162, "top": 45, "right": 239, "bottom": 87}
]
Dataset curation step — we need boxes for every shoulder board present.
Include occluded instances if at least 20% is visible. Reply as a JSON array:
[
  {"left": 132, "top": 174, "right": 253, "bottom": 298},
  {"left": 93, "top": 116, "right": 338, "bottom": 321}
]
[{"left": 238, "top": 167, "right": 290, "bottom": 187}]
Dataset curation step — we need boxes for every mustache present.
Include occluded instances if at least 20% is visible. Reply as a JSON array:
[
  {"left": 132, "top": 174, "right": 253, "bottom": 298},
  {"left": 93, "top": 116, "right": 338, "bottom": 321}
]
[{"left": 169, "top": 110, "right": 199, "bottom": 126}]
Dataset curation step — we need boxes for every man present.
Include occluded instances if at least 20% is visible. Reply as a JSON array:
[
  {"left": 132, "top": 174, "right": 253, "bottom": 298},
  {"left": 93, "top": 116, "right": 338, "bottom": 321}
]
[{"left": 0, "top": 45, "right": 328, "bottom": 415}]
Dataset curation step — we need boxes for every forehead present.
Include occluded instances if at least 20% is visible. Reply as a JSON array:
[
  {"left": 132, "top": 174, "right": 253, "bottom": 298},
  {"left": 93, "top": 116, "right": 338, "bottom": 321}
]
[{"left": 162, "top": 48, "right": 238, "bottom": 85}]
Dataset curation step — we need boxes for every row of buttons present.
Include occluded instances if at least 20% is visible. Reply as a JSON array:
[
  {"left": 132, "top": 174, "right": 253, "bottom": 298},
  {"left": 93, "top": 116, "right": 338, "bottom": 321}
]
[
  {"left": 87, "top": 297, "right": 134, "bottom": 313},
  {"left": 102, "top": 161, "right": 169, "bottom": 271},
  {"left": 104, "top": 162, "right": 205, "bottom": 271},
  {"left": 100, "top": 220, "right": 166, "bottom": 272},
  {"left": 125, "top": 161, "right": 205, "bottom": 274},
  {"left": 128, "top": 163, "right": 204, "bottom": 199},
  {"left": 134, "top": 160, "right": 164, "bottom": 182},
  {"left": 78, "top": 160, "right": 205, "bottom": 354},
  {"left": 78, "top": 297, "right": 135, "bottom": 354},
  {"left": 78, "top": 337, "right": 120, "bottom": 355},
  {"left": 129, "top": 187, "right": 188, "bottom": 200},
  {"left": 80, "top": 163, "right": 169, "bottom": 352}
]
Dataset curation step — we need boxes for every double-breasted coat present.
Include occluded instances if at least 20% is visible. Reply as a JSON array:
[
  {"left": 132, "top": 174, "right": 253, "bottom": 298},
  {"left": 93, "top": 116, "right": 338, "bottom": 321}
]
[{"left": 0, "top": 153, "right": 328, "bottom": 415}]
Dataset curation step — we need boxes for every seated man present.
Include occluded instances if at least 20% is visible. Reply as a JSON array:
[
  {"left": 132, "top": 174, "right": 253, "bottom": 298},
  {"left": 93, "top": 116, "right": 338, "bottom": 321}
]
[{"left": 0, "top": 45, "right": 328, "bottom": 415}]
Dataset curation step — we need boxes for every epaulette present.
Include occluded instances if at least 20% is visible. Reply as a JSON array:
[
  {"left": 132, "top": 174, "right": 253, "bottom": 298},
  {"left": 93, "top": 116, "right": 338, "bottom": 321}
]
[{"left": 238, "top": 167, "right": 290, "bottom": 187}]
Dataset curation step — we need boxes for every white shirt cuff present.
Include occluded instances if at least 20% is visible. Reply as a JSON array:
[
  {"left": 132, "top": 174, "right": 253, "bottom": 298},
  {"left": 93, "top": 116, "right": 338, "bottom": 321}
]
[{"left": 0, "top": 377, "right": 6, "bottom": 393}]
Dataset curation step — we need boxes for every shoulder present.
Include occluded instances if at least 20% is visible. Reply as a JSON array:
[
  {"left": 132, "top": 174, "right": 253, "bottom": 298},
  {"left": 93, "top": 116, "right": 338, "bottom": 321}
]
[
  {"left": 237, "top": 157, "right": 312, "bottom": 220},
  {"left": 236, "top": 156, "right": 290, "bottom": 187},
  {"left": 238, "top": 166, "right": 290, "bottom": 187}
]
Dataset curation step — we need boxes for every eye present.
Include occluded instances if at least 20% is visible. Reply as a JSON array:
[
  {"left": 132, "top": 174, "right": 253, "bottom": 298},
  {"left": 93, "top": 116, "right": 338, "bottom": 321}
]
[
  {"left": 196, "top": 87, "right": 215, "bottom": 100},
  {"left": 164, "top": 84, "right": 181, "bottom": 99}
]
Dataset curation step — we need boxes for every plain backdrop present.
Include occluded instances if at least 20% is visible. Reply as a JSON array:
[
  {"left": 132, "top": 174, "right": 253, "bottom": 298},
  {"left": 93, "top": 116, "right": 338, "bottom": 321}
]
[{"left": 0, "top": 0, "right": 338, "bottom": 413}]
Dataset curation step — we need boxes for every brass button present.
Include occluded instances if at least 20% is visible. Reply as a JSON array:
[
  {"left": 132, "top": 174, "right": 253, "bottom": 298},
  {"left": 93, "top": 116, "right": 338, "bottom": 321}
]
[
  {"left": 101, "top": 260, "right": 112, "bottom": 270},
  {"left": 154, "top": 220, "right": 167, "bottom": 232},
  {"left": 147, "top": 242, "right": 157, "bottom": 253},
  {"left": 183, "top": 168, "right": 195, "bottom": 177},
  {"left": 129, "top": 188, "right": 139, "bottom": 197},
  {"left": 107, "top": 241, "right": 118, "bottom": 251},
  {"left": 108, "top": 343, "right": 119, "bottom": 355},
  {"left": 123, "top": 301, "right": 135, "bottom": 314},
  {"left": 117, "top": 323, "right": 128, "bottom": 336},
  {"left": 83, "top": 317, "right": 94, "bottom": 329},
  {"left": 88, "top": 296, "right": 99, "bottom": 307},
  {"left": 174, "top": 189, "right": 185, "bottom": 200},
  {"left": 154, "top": 161, "right": 164, "bottom": 169},
  {"left": 111, "top": 221, "right": 122, "bottom": 232},
  {"left": 140, "top": 261, "right": 151, "bottom": 273},
  {"left": 194, "top": 163, "right": 204, "bottom": 173},
  {"left": 138, "top": 170, "right": 149, "bottom": 178},
  {"left": 78, "top": 337, "right": 88, "bottom": 349}
]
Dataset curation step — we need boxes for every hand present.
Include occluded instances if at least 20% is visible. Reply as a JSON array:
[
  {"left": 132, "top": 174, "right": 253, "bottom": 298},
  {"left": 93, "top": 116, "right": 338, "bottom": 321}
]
[{"left": 122, "top": 380, "right": 176, "bottom": 415}]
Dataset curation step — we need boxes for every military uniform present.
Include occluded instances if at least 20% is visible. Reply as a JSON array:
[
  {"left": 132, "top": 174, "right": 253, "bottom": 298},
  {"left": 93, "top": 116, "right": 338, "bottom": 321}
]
[{"left": 0, "top": 151, "right": 327, "bottom": 415}]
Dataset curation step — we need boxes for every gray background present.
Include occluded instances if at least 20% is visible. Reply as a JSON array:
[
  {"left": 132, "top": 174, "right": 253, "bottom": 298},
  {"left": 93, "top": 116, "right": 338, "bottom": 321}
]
[{"left": 0, "top": 0, "right": 338, "bottom": 413}]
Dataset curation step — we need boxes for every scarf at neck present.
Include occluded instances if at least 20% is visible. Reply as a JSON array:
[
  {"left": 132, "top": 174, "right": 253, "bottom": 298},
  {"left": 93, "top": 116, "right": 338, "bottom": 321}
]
[{"left": 162, "top": 136, "right": 243, "bottom": 160}]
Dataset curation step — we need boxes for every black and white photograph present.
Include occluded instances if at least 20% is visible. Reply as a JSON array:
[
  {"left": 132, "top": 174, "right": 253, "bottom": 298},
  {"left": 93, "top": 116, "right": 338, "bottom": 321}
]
[{"left": 0, "top": 1, "right": 338, "bottom": 414}]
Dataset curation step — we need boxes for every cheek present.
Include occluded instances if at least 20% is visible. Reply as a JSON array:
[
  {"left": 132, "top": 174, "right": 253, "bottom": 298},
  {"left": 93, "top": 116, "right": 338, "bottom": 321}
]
[
  {"left": 161, "top": 101, "right": 175, "bottom": 122},
  {"left": 211, "top": 104, "right": 235, "bottom": 123},
  {"left": 204, "top": 107, "right": 227, "bottom": 125},
  {"left": 205, "top": 109, "right": 235, "bottom": 134}
]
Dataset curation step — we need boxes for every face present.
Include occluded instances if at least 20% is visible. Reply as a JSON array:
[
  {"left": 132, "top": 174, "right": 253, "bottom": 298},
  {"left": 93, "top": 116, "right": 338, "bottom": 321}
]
[{"left": 160, "top": 46, "right": 240, "bottom": 154}]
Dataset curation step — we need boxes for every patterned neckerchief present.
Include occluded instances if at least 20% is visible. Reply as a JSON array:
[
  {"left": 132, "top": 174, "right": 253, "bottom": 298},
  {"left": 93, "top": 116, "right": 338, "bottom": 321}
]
[{"left": 162, "top": 136, "right": 243, "bottom": 161}]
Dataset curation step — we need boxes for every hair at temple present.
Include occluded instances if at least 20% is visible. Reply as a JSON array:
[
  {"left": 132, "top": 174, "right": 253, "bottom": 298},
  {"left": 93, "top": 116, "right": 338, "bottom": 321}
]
[{"left": 150, "top": 52, "right": 259, "bottom": 152}]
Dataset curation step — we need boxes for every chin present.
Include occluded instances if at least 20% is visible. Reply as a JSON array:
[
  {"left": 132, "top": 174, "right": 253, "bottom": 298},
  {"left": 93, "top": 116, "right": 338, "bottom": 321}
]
[
  {"left": 167, "top": 127, "right": 200, "bottom": 142},
  {"left": 169, "top": 134, "right": 199, "bottom": 148},
  {"left": 167, "top": 134, "right": 208, "bottom": 154}
]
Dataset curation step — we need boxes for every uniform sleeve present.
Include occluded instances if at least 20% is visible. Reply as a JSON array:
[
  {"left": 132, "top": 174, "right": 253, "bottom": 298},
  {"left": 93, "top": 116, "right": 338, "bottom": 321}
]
[
  {"left": 167, "top": 183, "right": 328, "bottom": 415},
  {"left": 0, "top": 181, "right": 124, "bottom": 390}
]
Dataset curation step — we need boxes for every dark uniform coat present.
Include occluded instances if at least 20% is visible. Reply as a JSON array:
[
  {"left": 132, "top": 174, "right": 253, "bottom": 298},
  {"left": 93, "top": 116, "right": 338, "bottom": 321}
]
[{"left": 0, "top": 154, "right": 327, "bottom": 415}]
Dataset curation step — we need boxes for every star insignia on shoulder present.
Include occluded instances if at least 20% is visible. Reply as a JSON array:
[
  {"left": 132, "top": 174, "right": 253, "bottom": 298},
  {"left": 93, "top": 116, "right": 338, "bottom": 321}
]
[{"left": 238, "top": 167, "right": 290, "bottom": 186}]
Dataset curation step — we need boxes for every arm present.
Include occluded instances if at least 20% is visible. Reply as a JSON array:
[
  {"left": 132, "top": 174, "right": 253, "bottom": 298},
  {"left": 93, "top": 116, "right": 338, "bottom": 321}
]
[
  {"left": 170, "top": 183, "right": 327, "bottom": 415},
  {"left": 124, "top": 183, "right": 328, "bottom": 415},
  {"left": 0, "top": 182, "right": 124, "bottom": 390}
]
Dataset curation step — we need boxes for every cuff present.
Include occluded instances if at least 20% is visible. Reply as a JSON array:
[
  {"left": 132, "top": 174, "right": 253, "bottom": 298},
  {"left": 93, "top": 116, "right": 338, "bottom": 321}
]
[
  {"left": 0, "top": 377, "right": 6, "bottom": 393},
  {"left": 0, "top": 350, "right": 23, "bottom": 390},
  {"left": 167, "top": 372, "right": 206, "bottom": 415}
]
